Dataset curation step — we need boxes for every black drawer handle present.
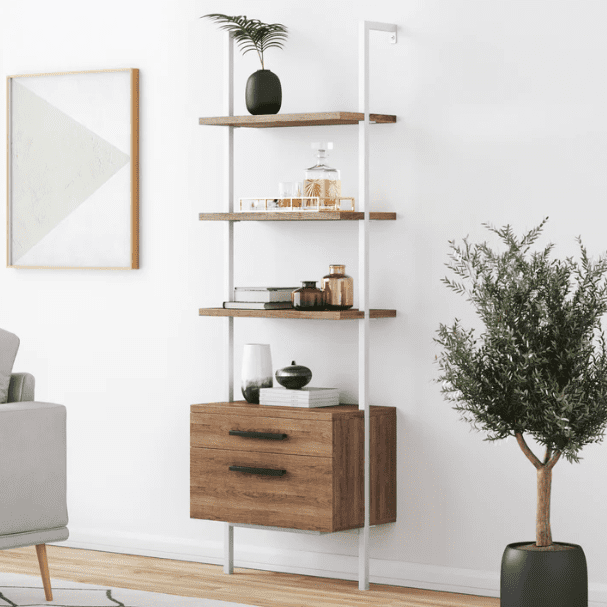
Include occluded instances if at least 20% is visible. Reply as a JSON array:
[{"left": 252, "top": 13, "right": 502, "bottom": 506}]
[
  {"left": 229, "top": 430, "right": 288, "bottom": 440},
  {"left": 229, "top": 465, "right": 286, "bottom": 477}
]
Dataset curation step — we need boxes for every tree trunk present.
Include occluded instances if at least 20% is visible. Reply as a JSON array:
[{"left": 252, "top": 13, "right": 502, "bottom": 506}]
[
  {"left": 536, "top": 466, "right": 553, "bottom": 547},
  {"left": 515, "top": 433, "right": 562, "bottom": 547}
]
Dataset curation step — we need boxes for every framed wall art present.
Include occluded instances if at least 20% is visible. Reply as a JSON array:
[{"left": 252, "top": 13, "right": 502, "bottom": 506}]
[{"left": 6, "top": 68, "right": 139, "bottom": 269}]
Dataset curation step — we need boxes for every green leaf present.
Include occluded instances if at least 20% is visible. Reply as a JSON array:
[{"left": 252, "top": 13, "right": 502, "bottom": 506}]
[
  {"left": 202, "top": 14, "right": 288, "bottom": 68},
  {"left": 435, "top": 219, "right": 607, "bottom": 465}
]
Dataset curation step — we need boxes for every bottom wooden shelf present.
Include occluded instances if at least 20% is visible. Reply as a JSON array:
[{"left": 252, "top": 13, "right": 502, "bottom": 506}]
[{"left": 198, "top": 308, "right": 396, "bottom": 319}]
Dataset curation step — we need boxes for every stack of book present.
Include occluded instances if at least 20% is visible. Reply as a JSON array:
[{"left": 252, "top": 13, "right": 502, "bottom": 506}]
[
  {"left": 223, "top": 287, "right": 297, "bottom": 310},
  {"left": 259, "top": 387, "right": 340, "bottom": 408}
]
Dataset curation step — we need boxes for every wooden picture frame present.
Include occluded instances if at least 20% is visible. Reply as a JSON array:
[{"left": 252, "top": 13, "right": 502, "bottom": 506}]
[{"left": 6, "top": 68, "right": 139, "bottom": 269}]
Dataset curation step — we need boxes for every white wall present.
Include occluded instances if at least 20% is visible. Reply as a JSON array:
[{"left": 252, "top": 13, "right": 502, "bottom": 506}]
[{"left": 3, "top": 0, "right": 607, "bottom": 602}]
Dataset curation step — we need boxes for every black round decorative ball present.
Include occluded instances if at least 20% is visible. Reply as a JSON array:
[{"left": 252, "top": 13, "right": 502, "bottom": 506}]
[{"left": 275, "top": 361, "right": 312, "bottom": 389}]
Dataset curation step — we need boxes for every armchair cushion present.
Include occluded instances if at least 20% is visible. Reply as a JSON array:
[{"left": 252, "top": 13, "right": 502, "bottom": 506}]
[
  {"left": 0, "top": 402, "right": 68, "bottom": 546},
  {"left": 0, "top": 328, "right": 20, "bottom": 403},
  {"left": 8, "top": 372, "right": 35, "bottom": 403}
]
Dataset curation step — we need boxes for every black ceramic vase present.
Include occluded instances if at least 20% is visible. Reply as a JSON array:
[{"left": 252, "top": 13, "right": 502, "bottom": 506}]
[
  {"left": 500, "top": 542, "right": 587, "bottom": 607},
  {"left": 245, "top": 69, "right": 282, "bottom": 115}
]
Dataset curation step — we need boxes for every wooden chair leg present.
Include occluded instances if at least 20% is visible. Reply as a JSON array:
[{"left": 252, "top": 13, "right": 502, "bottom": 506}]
[{"left": 35, "top": 544, "right": 53, "bottom": 601}]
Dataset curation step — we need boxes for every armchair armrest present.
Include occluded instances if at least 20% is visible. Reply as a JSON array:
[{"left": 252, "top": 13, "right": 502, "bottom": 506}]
[
  {"left": 8, "top": 372, "right": 35, "bottom": 403},
  {"left": 0, "top": 402, "right": 68, "bottom": 539}
]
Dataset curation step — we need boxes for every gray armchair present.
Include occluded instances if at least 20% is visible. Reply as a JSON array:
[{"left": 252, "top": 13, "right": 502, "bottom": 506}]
[{"left": 1, "top": 329, "right": 68, "bottom": 602}]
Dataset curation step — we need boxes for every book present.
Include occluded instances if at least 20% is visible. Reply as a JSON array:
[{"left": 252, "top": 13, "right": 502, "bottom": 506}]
[
  {"left": 260, "top": 400, "right": 338, "bottom": 408},
  {"left": 261, "top": 399, "right": 339, "bottom": 407},
  {"left": 261, "top": 394, "right": 339, "bottom": 402},
  {"left": 260, "top": 396, "right": 339, "bottom": 404},
  {"left": 223, "top": 301, "right": 293, "bottom": 310},
  {"left": 259, "top": 387, "right": 339, "bottom": 406},
  {"left": 260, "top": 386, "right": 339, "bottom": 398},
  {"left": 234, "top": 287, "right": 298, "bottom": 303}
]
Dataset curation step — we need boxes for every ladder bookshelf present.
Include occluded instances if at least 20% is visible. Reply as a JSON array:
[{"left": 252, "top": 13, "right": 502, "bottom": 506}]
[{"left": 194, "top": 20, "right": 398, "bottom": 591}]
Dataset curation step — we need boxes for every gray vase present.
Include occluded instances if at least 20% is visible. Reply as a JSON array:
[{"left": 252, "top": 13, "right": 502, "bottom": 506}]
[
  {"left": 245, "top": 70, "right": 282, "bottom": 115},
  {"left": 241, "top": 344, "right": 273, "bottom": 404}
]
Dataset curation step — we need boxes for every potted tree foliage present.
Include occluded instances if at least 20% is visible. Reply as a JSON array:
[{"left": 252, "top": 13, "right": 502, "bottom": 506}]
[
  {"left": 202, "top": 14, "right": 288, "bottom": 115},
  {"left": 435, "top": 218, "right": 607, "bottom": 607}
]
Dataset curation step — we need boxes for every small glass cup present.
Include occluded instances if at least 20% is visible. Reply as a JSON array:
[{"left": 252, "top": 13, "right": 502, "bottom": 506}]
[
  {"left": 279, "top": 182, "right": 303, "bottom": 209},
  {"left": 279, "top": 182, "right": 295, "bottom": 197},
  {"left": 292, "top": 182, "right": 303, "bottom": 208}
]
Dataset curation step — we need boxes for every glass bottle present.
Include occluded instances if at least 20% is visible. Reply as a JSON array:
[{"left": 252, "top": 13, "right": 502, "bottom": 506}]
[
  {"left": 291, "top": 281, "right": 324, "bottom": 310},
  {"left": 321, "top": 265, "right": 353, "bottom": 310},
  {"left": 304, "top": 142, "right": 341, "bottom": 209}
]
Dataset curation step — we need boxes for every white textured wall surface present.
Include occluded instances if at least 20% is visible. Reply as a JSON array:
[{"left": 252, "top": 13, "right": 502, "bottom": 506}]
[{"left": 2, "top": 0, "right": 607, "bottom": 602}]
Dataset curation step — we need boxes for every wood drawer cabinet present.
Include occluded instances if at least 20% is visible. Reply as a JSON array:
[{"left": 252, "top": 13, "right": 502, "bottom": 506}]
[{"left": 190, "top": 401, "right": 397, "bottom": 533}]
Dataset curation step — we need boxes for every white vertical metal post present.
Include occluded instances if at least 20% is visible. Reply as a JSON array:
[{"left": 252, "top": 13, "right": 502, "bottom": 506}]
[
  {"left": 224, "top": 521, "right": 234, "bottom": 574},
  {"left": 223, "top": 31, "right": 235, "bottom": 575},
  {"left": 358, "top": 20, "right": 397, "bottom": 592},
  {"left": 358, "top": 19, "right": 371, "bottom": 593}
]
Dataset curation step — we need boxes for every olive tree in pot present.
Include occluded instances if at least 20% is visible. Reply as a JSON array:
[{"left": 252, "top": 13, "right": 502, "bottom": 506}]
[
  {"left": 202, "top": 14, "right": 288, "bottom": 115},
  {"left": 435, "top": 218, "right": 607, "bottom": 607}
]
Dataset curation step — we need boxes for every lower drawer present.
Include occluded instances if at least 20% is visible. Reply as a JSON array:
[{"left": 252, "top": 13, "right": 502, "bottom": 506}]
[{"left": 190, "top": 447, "right": 334, "bottom": 532}]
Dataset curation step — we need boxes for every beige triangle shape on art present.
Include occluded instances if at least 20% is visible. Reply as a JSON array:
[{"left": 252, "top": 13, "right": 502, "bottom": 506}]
[{"left": 10, "top": 80, "right": 130, "bottom": 263}]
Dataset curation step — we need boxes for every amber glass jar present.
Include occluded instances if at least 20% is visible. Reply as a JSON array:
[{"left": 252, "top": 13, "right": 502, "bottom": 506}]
[
  {"left": 321, "top": 264, "right": 353, "bottom": 310},
  {"left": 291, "top": 281, "right": 324, "bottom": 310}
]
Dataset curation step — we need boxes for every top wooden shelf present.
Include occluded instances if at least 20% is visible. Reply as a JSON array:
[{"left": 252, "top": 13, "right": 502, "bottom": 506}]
[
  {"left": 199, "top": 212, "right": 396, "bottom": 221},
  {"left": 198, "top": 112, "right": 397, "bottom": 128}
]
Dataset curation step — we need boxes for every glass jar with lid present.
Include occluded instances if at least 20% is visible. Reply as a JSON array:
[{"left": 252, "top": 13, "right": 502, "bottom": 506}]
[
  {"left": 321, "top": 265, "right": 353, "bottom": 310},
  {"left": 291, "top": 281, "right": 324, "bottom": 310},
  {"left": 303, "top": 142, "right": 341, "bottom": 209}
]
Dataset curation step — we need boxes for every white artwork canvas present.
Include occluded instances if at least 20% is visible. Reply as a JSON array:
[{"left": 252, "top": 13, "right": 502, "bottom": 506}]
[{"left": 7, "top": 68, "right": 139, "bottom": 269}]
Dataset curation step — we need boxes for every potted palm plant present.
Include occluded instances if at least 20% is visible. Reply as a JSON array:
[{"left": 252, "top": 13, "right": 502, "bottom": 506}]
[
  {"left": 435, "top": 218, "right": 607, "bottom": 607},
  {"left": 202, "top": 14, "right": 288, "bottom": 115}
]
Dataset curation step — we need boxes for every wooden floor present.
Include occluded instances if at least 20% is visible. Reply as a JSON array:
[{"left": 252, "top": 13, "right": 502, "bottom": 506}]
[{"left": 0, "top": 545, "right": 500, "bottom": 607}]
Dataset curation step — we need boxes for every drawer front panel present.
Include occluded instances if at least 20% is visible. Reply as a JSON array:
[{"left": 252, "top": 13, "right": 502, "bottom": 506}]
[
  {"left": 191, "top": 412, "right": 332, "bottom": 457},
  {"left": 190, "top": 447, "right": 334, "bottom": 531}
]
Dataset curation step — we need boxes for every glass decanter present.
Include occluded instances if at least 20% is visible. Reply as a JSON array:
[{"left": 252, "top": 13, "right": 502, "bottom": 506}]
[{"left": 303, "top": 142, "right": 341, "bottom": 209}]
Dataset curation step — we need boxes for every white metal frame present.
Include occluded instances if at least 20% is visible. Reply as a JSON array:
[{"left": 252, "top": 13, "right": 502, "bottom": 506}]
[
  {"left": 219, "top": 20, "right": 397, "bottom": 590},
  {"left": 223, "top": 32, "right": 235, "bottom": 575},
  {"left": 357, "top": 20, "right": 397, "bottom": 591}
]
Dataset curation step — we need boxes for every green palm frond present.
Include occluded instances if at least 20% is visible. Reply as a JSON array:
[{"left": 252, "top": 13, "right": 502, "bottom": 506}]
[{"left": 202, "top": 14, "right": 288, "bottom": 69}]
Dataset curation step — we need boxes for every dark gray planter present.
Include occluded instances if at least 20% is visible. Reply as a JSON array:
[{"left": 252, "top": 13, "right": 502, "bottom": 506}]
[
  {"left": 245, "top": 69, "right": 282, "bottom": 115},
  {"left": 500, "top": 542, "right": 587, "bottom": 607}
]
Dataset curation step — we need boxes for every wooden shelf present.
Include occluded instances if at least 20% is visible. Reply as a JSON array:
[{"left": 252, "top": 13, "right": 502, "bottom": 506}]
[
  {"left": 191, "top": 401, "right": 395, "bottom": 419},
  {"left": 198, "top": 112, "right": 396, "bottom": 128},
  {"left": 199, "top": 211, "right": 396, "bottom": 221},
  {"left": 198, "top": 308, "right": 396, "bottom": 320}
]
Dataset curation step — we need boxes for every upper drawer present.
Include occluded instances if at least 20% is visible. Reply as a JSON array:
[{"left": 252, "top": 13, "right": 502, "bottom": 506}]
[{"left": 191, "top": 412, "right": 332, "bottom": 457}]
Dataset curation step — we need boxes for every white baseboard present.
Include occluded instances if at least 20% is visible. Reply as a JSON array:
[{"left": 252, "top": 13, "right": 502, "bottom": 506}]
[{"left": 53, "top": 527, "right": 607, "bottom": 606}]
